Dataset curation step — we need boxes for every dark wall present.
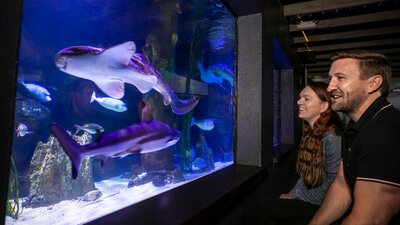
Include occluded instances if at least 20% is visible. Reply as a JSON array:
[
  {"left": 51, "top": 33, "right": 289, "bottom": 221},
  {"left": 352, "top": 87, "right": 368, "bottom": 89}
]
[
  {"left": 224, "top": 0, "right": 302, "bottom": 167},
  {"left": 0, "top": 1, "right": 23, "bottom": 224}
]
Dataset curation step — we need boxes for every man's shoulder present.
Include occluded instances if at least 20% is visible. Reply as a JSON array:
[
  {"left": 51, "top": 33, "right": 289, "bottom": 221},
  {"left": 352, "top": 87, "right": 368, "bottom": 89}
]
[{"left": 370, "top": 105, "right": 400, "bottom": 125}]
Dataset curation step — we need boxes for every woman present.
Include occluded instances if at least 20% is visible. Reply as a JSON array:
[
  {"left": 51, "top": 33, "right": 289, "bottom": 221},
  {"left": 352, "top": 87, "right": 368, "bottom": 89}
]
[{"left": 260, "top": 81, "right": 343, "bottom": 225}]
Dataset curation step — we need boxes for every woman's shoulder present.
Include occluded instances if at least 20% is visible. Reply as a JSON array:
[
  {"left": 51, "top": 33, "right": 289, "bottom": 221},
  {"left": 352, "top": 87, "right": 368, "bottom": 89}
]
[{"left": 322, "top": 131, "right": 341, "bottom": 142}]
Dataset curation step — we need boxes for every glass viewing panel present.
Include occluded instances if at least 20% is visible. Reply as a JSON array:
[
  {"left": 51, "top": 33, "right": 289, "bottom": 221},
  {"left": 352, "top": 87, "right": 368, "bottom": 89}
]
[{"left": 5, "top": 0, "right": 235, "bottom": 224}]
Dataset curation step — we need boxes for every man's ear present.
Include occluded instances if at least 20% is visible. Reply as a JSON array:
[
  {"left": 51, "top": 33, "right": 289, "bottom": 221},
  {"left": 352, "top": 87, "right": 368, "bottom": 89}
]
[
  {"left": 321, "top": 101, "right": 329, "bottom": 113},
  {"left": 368, "top": 75, "right": 383, "bottom": 94}
]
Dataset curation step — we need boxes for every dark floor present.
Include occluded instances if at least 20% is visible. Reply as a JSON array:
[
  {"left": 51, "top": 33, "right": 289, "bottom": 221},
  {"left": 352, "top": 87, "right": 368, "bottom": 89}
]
[{"left": 202, "top": 148, "right": 299, "bottom": 225}]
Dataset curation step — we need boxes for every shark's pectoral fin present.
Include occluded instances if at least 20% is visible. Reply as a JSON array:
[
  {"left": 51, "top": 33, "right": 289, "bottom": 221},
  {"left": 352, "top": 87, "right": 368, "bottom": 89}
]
[
  {"left": 101, "top": 41, "right": 136, "bottom": 66},
  {"left": 95, "top": 78, "right": 125, "bottom": 99},
  {"left": 126, "top": 72, "right": 158, "bottom": 94}
]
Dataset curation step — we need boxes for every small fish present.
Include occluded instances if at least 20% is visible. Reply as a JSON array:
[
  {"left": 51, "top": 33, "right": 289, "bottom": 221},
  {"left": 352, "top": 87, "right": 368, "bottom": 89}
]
[
  {"left": 191, "top": 117, "right": 215, "bottom": 131},
  {"left": 197, "top": 62, "right": 225, "bottom": 89},
  {"left": 74, "top": 123, "right": 104, "bottom": 135},
  {"left": 209, "top": 64, "right": 234, "bottom": 86},
  {"left": 79, "top": 190, "right": 102, "bottom": 202},
  {"left": 16, "top": 123, "right": 33, "bottom": 137},
  {"left": 19, "top": 80, "right": 52, "bottom": 102},
  {"left": 90, "top": 91, "right": 127, "bottom": 112}
]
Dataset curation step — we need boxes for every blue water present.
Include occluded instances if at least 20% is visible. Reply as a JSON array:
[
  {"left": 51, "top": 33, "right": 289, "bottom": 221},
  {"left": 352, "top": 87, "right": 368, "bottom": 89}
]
[{"left": 8, "top": 0, "right": 235, "bottom": 222}]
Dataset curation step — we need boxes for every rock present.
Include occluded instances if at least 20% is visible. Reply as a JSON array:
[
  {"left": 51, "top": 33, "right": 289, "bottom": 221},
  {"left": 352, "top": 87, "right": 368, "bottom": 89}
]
[{"left": 27, "top": 131, "right": 96, "bottom": 207}]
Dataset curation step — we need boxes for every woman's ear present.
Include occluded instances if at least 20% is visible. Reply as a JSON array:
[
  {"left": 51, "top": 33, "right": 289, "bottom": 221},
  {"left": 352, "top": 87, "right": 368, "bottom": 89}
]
[
  {"left": 320, "top": 101, "right": 329, "bottom": 113},
  {"left": 368, "top": 75, "right": 383, "bottom": 94}
]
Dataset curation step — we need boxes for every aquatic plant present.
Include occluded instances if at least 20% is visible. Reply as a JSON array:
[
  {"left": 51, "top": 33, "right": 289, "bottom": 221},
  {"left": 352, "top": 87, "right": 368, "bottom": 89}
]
[
  {"left": 178, "top": 110, "right": 194, "bottom": 172},
  {"left": 6, "top": 156, "right": 23, "bottom": 219}
]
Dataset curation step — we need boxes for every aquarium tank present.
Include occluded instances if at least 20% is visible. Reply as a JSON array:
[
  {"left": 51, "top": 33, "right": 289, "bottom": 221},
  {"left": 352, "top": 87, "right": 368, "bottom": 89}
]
[{"left": 5, "top": 0, "right": 235, "bottom": 224}]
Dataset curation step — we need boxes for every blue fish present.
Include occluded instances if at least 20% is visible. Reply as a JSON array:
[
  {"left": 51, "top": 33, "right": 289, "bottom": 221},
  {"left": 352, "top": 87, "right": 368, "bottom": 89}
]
[
  {"left": 19, "top": 80, "right": 52, "bottom": 102},
  {"left": 191, "top": 117, "right": 215, "bottom": 131},
  {"left": 90, "top": 91, "right": 127, "bottom": 112},
  {"left": 197, "top": 62, "right": 225, "bottom": 89},
  {"left": 49, "top": 120, "right": 181, "bottom": 179},
  {"left": 55, "top": 41, "right": 199, "bottom": 115},
  {"left": 208, "top": 64, "right": 234, "bottom": 86}
]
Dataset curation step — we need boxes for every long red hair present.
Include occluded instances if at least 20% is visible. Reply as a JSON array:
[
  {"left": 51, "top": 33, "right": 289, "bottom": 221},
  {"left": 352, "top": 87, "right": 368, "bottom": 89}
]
[{"left": 296, "top": 82, "right": 343, "bottom": 188}]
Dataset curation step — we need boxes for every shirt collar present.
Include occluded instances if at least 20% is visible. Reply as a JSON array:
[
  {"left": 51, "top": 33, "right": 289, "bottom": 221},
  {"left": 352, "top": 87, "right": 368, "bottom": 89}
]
[{"left": 344, "top": 96, "right": 389, "bottom": 134}]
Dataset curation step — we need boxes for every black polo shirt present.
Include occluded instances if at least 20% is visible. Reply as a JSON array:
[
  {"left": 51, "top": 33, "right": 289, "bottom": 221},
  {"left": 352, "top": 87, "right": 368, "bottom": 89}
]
[{"left": 341, "top": 96, "right": 400, "bottom": 190}]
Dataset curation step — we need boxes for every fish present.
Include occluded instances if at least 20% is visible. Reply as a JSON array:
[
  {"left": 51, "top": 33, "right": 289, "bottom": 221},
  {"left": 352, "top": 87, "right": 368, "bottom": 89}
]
[
  {"left": 55, "top": 41, "right": 199, "bottom": 115},
  {"left": 78, "top": 190, "right": 102, "bottom": 202},
  {"left": 191, "top": 117, "right": 215, "bottom": 131},
  {"left": 18, "top": 80, "right": 52, "bottom": 102},
  {"left": 74, "top": 123, "right": 104, "bottom": 135},
  {"left": 16, "top": 123, "right": 33, "bottom": 137},
  {"left": 90, "top": 91, "right": 127, "bottom": 112},
  {"left": 49, "top": 120, "right": 181, "bottom": 179},
  {"left": 208, "top": 64, "right": 234, "bottom": 86},
  {"left": 197, "top": 62, "right": 225, "bottom": 89}
]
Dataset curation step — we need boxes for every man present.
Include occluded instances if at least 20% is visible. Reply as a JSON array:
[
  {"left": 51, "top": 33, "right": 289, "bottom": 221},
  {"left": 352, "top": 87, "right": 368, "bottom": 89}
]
[{"left": 309, "top": 50, "right": 400, "bottom": 225}]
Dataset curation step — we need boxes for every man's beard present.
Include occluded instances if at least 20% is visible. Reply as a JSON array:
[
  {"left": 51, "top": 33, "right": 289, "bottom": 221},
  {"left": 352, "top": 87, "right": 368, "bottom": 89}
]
[{"left": 332, "top": 89, "right": 368, "bottom": 114}]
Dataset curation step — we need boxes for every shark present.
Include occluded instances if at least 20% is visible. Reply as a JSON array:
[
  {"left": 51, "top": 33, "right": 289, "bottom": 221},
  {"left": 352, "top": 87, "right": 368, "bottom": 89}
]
[
  {"left": 55, "top": 41, "right": 199, "bottom": 115},
  {"left": 49, "top": 117, "right": 181, "bottom": 179}
]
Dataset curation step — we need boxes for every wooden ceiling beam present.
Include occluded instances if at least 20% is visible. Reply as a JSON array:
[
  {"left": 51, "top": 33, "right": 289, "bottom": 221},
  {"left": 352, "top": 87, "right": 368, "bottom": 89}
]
[
  {"left": 283, "top": 0, "right": 384, "bottom": 16},
  {"left": 297, "top": 38, "right": 400, "bottom": 52},
  {"left": 312, "top": 48, "right": 400, "bottom": 60},
  {"left": 293, "top": 26, "right": 400, "bottom": 44},
  {"left": 289, "top": 9, "right": 400, "bottom": 32}
]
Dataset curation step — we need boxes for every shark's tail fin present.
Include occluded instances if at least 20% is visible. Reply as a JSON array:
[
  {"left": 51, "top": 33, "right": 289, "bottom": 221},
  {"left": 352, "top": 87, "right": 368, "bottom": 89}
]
[
  {"left": 170, "top": 95, "right": 200, "bottom": 115},
  {"left": 153, "top": 75, "right": 200, "bottom": 115},
  {"left": 49, "top": 124, "right": 83, "bottom": 179}
]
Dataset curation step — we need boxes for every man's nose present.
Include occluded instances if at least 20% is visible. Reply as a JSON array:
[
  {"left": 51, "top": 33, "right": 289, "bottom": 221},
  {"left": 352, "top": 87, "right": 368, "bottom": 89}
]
[{"left": 327, "top": 78, "right": 336, "bottom": 92}]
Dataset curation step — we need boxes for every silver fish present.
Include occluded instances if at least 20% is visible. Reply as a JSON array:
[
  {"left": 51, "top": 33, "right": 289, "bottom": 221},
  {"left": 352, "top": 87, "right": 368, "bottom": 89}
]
[
  {"left": 19, "top": 80, "right": 52, "bottom": 102},
  {"left": 90, "top": 91, "right": 127, "bottom": 112},
  {"left": 74, "top": 123, "right": 104, "bottom": 135},
  {"left": 191, "top": 117, "right": 215, "bottom": 131},
  {"left": 16, "top": 123, "right": 33, "bottom": 137},
  {"left": 79, "top": 190, "right": 102, "bottom": 202}
]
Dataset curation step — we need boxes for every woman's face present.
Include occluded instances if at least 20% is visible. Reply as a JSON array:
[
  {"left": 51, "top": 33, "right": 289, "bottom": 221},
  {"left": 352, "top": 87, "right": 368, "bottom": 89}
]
[{"left": 297, "top": 86, "right": 327, "bottom": 128}]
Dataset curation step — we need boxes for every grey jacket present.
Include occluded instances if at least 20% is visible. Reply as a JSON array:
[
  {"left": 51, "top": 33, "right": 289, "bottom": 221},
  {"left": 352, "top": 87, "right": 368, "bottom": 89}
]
[{"left": 289, "top": 133, "right": 341, "bottom": 205}]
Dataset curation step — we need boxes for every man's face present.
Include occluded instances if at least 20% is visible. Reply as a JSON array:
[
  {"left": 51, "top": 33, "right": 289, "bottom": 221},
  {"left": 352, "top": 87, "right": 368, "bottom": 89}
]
[{"left": 327, "top": 58, "right": 369, "bottom": 114}]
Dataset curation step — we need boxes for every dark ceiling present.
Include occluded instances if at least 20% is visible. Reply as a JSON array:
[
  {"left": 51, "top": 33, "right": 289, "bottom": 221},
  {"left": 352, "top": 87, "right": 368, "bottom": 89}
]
[{"left": 279, "top": 0, "right": 400, "bottom": 81}]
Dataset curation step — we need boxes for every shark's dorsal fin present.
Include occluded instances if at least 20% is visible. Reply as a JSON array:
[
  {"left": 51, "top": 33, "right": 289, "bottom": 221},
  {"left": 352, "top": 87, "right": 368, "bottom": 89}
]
[
  {"left": 101, "top": 41, "right": 136, "bottom": 67},
  {"left": 95, "top": 78, "right": 125, "bottom": 99}
]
